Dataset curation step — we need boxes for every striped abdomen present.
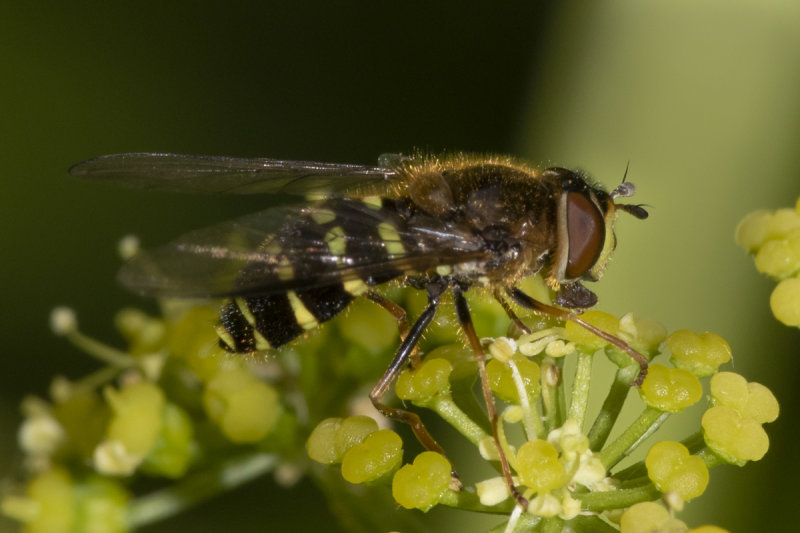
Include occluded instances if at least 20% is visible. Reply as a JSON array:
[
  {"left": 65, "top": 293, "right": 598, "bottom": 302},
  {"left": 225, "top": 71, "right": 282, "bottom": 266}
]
[{"left": 216, "top": 197, "right": 409, "bottom": 352}]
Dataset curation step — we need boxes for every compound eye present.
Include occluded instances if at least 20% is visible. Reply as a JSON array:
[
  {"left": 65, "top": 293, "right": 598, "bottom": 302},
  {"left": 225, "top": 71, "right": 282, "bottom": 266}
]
[{"left": 565, "top": 191, "right": 605, "bottom": 279}]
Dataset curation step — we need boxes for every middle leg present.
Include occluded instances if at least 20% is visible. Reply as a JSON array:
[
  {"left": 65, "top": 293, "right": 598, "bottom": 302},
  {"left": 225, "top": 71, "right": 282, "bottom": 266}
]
[{"left": 452, "top": 285, "right": 529, "bottom": 509}]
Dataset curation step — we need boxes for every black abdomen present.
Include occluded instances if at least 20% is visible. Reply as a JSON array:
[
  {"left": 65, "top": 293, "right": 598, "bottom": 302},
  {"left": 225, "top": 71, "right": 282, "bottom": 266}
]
[{"left": 217, "top": 197, "right": 408, "bottom": 352}]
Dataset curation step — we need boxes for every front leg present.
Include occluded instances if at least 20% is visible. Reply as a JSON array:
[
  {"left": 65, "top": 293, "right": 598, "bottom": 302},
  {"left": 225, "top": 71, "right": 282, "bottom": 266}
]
[
  {"left": 368, "top": 281, "right": 463, "bottom": 489},
  {"left": 507, "top": 287, "right": 649, "bottom": 386},
  {"left": 369, "top": 291, "right": 443, "bottom": 453},
  {"left": 365, "top": 290, "right": 420, "bottom": 367}
]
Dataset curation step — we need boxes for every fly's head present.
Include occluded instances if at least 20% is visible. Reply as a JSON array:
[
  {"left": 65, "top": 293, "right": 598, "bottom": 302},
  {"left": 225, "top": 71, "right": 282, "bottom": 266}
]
[{"left": 545, "top": 167, "right": 648, "bottom": 309}]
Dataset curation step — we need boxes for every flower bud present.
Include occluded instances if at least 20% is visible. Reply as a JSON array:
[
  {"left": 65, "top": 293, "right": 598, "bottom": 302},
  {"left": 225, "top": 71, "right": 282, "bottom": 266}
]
[
  {"left": 516, "top": 439, "right": 566, "bottom": 493},
  {"left": 341, "top": 429, "right": 403, "bottom": 484},
  {"left": 646, "top": 441, "right": 709, "bottom": 501},
  {"left": 392, "top": 451, "right": 451, "bottom": 511},
  {"left": 306, "top": 416, "right": 379, "bottom": 465},
  {"left": 770, "top": 276, "right": 800, "bottom": 326},
  {"left": 667, "top": 330, "right": 731, "bottom": 377},
  {"left": 395, "top": 358, "right": 452, "bottom": 402},
  {"left": 639, "top": 364, "right": 702, "bottom": 413}
]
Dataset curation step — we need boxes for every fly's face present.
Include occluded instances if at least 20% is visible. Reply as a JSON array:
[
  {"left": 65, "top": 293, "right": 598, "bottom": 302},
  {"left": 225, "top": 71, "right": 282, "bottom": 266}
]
[{"left": 544, "top": 167, "right": 648, "bottom": 308}]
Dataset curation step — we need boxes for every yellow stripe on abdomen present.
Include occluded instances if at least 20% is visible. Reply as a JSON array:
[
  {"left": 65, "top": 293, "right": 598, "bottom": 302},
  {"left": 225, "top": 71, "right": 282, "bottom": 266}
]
[
  {"left": 377, "top": 222, "right": 405, "bottom": 256},
  {"left": 287, "top": 290, "right": 319, "bottom": 330},
  {"left": 343, "top": 278, "right": 368, "bottom": 296},
  {"left": 234, "top": 298, "right": 272, "bottom": 349}
]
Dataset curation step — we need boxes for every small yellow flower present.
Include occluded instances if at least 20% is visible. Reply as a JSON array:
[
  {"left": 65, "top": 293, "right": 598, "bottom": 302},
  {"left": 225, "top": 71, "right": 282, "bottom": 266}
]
[
  {"left": 709, "top": 372, "right": 779, "bottom": 423},
  {"left": 516, "top": 440, "right": 566, "bottom": 493},
  {"left": 306, "top": 416, "right": 379, "bottom": 464},
  {"left": 341, "top": 429, "right": 403, "bottom": 484},
  {"left": 646, "top": 441, "right": 709, "bottom": 501},
  {"left": 203, "top": 368, "right": 280, "bottom": 444},
  {"left": 487, "top": 354, "right": 541, "bottom": 404},
  {"left": 735, "top": 209, "right": 772, "bottom": 252},
  {"left": 667, "top": 330, "right": 731, "bottom": 377},
  {"left": 639, "top": 364, "right": 702, "bottom": 413},
  {"left": 564, "top": 311, "right": 619, "bottom": 352},
  {"left": 392, "top": 451, "right": 451, "bottom": 511},
  {"left": 396, "top": 357, "right": 452, "bottom": 401},
  {"left": 620, "top": 501, "right": 688, "bottom": 533},
  {"left": 770, "top": 276, "right": 800, "bottom": 326},
  {"left": 702, "top": 405, "right": 770, "bottom": 464}
]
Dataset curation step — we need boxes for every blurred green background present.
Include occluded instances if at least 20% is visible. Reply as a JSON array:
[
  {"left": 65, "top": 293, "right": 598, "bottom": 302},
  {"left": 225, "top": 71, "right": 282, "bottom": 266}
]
[{"left": 2, "top": 1, "right": 799, "bottom": 531}]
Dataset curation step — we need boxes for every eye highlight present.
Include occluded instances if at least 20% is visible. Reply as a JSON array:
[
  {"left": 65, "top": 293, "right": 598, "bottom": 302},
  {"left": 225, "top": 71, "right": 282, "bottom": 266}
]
[{"left": 565, "top": 191, "right": 605, "bottom": 279}]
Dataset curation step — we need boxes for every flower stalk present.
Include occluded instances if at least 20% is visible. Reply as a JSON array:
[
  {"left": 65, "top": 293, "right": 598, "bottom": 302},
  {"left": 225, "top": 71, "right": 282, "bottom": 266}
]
[{"left": 3, "top": 272, "right": 783, "bottom": 533}]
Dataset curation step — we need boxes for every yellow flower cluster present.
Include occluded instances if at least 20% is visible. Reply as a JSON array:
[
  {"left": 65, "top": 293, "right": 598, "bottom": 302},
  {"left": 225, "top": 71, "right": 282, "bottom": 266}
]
[
  {"left": 1, "top": 468, "right": 128, "bottom": 533},
  {"left": 306, "top": 304, "right": 777, "bottom": 531},
  {"left": 646, "top": 441, "right": 708, "bottom": 502},
  {"left": 702, "top": 372, "right": 779, "bottom": 465},
  {"left": 5, "top": 303, "right": 288, "bottom": 533},
  {"left": 2, "top": 257, "right": 783, "bottom": 533},
  {"left": 620, "top": 502, "right": 729, "bottom": 533},
  {"left": 736, "top": 197, "right": 800, "bottom": 326}
]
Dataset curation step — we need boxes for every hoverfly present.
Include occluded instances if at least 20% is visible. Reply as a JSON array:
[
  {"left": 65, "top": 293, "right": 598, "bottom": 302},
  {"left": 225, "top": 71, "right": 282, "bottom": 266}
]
[{"left": 70, "top": 151, "right": 648, "bottom": 507}]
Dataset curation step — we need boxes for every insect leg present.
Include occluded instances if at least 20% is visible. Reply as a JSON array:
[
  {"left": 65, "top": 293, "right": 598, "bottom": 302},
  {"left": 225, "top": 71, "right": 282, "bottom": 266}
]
[
  {"left": 369, "top": 290, "right": 448, "bottom": 457},
  {"left": 452, "top": 285, "right": 529, "bottom": 509},
  {"left": 507, "top": 288, "right": 649, "bottom": 386},
  {"left": 365, "top": 290, "right": 420, "bottom": 368},
  {"left": 365, "top": 291, "right": 410, "bottom": 338},
  {"left": 493, "top": 289, "right": 531, "bottom": 335}
]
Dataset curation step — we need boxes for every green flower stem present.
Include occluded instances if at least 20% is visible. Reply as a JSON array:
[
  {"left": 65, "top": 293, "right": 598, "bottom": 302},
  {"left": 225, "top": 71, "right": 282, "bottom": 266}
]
[
  {"left": 555, "top": 358, "right": 566, "bottom": 428},
  {"left": 577, "top": 482, "right": 661, "bottom": 511},
  {"left": 587, "top": 365, "right": 640, "bottom": 451},
  {"left": 614, "top": 431, "right": 711, "bottom": 482},
  {"left": 487, "top": 522, "right": 509, "bottom": 533},
  {"left": 67, "top": 365, "right": 123, "bottom": 396},
  {"left": 541, "top": 357, "right": 565, "bottom": 431},
  {"left": 697, "top": 447, "right": 726, "bottom": 468},
  {"left": 313, "top": 467, "right": 429, "bottom": 532},
  {"left": 568, "top": 350, "right": 593, "bottom": 427},
  {"left": 496, "top": 413, "right": 523, "bottom": 473},
  {"left": 616, "top": 475, "right": 651, "bottom": 489},
  {"left": 543, "top": 516, "right": 565, "bottom": 533},
  {"left": 571, "top": 515, "right": 620, "bottom": 533},
  {"left": 487, "top": 512, "right": 539, "bottom": 533},
  {"left": 599, "top": 407, "right": 669, "bottom": 469},
  {"left": 508, "top": 358, "right": 545, "bottom": 439},
  {"left": 428, "top": 395, "right": 488, "bottom": 446},
  {"left": 527, "top": 401, "right": 546, "bottom": 441},
  {"left": 681, "top": 430, "right": 706, "bottom": 454},
  {"left": 612, "top": 461, "right": 648, "bottom": 483},
  {"left": 65, "top": 330, "right": 135, "bottom": 367},
  {"left": 540, "top": 362, "right": 555, "bottom": 432},
  {"left": 451, "top": 380, "right": 493, "bottom": 434},
  {"left": 126, "top": 453, "right": 279, "bottom": 528}
]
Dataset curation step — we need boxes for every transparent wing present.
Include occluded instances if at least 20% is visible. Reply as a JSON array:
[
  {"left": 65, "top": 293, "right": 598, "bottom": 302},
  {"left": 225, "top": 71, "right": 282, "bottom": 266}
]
[
  {"left": 69, "top": 153, "right": 397, "bottom": 196},
  {"left": 119, "top": 198, "right": 489, "bottom": 298}
]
